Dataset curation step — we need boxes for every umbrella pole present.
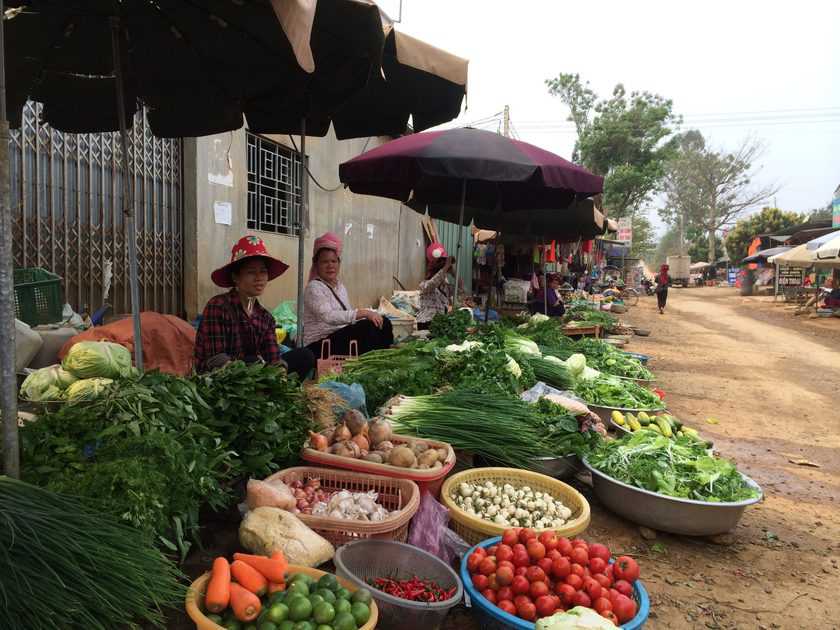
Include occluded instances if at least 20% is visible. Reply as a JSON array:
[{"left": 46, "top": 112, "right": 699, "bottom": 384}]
[
  {"left": 110, "top": 17, "right": 143, "bottom": 371},
  {"left": 0, "top": 0, "right": 20, "bottom": 478},
  {"left": 452, "top": 179, "right": 466, "bottom": 308},
  {"left": 295, "top": 119, "right": 308, "bottom": 347},
  {"left": 543, "top": 238, "right": 548, "bottom": 315}
]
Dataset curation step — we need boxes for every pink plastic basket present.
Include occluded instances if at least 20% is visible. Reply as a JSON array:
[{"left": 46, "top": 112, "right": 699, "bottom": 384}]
[{"left": 316, "top": 339, "right": 359, "bottom": 378}]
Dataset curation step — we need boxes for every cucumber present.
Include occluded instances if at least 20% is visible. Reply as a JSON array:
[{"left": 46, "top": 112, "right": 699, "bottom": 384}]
[{"left": 655, "top": 416, "right": 673, "bottom": 437}]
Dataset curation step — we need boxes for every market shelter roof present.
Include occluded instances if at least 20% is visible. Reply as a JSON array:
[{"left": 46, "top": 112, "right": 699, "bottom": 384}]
[
  {"left": 815, "top": 233, "right": 840, "bottom": 262},
  {"left": 741, "top": 246, "right": 791, "bottom": 264}
]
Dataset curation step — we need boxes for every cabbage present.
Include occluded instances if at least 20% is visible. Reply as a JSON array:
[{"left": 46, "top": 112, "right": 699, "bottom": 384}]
[
  {"left": 505, "top": 355, "right": 522, "bottom": 378},
  {"left": 566, "top": 353, "right": 587, "bottom": 376},
  {"left": 580, "top": 366, "right": 601, "bottom": 381},
  {"left": 530, "top": 313, "right": 550, "bottom": 324},
  {"left": 503, "top": 331, "right": 541, "bottom": 357},
  {"left": 64, "top": 377, "right": 114, "bottom": 401},
  {"left": 62, "top": 341, "right": 132, "bottom": 379},
  {"left": 536, "top": 606, "right": 619, "bottom": 629},
  {"left": 19, "top": 365, "right": 78, "bottom": 401},
  {"left": 544, "top": 355, "right": 567, "bottom": 367},
  {"left": 444, "top": 340, "right": 483, "bottom": 353}
]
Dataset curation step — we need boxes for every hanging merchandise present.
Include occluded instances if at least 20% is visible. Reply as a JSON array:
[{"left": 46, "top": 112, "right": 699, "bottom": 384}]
[{"left": 545, "top": 240, "right": 557, "bottom": 263}]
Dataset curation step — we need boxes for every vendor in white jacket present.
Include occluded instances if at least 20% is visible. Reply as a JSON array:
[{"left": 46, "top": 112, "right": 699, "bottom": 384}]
[{"left": 303, "top": 232, "right": 393, "bottom": 357}]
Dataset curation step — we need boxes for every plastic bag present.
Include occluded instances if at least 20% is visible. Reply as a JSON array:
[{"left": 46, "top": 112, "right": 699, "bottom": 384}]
[
  {"left": 317, "top": 381, "right": 368, "bottom": 417},
  {"left": 271, "top": 301, "right": 298, "bottom": 343},
  {"left": 407, "top": 491, "right": 450, "bottom": 560},
  {"left": 440, "top": 527, "right": 471, "bottom": 567}
]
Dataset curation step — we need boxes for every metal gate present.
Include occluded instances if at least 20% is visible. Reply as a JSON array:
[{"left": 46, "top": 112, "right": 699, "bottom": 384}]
[{"left": 9, "top": 102, "right": 183, "bottom": 317}]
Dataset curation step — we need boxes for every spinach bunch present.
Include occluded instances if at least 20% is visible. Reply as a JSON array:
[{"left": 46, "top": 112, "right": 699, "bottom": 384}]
[
  {"left": 573, "top": 376, "right": 664, "bottom": 410},
  {"left": 428, "top": 310, "right": 473, "bottom": 343},
  {"left": 530, "top": 398, "right": 601, "bottom": 457}
]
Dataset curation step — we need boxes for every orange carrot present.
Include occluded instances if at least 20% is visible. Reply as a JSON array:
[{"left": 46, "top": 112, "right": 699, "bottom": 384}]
[
  {"left": 233, "top": 551, "right": 288, "bottom": 583},
  {"left": 230, "top": 559, "right": 268, "bottom": 596},
  {"left": 229, "top": 582, "right": 261, "bottom": 622},
  {"left": 267, "top": 581, "right": 286, "bottom": 594},
  {"left": 205, "top": 557, "right": 231, "bottom": 613}
]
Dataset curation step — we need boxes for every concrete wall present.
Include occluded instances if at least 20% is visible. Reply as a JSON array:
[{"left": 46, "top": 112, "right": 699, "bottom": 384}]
[{"left": 183, "top": 129, "right": 426, "bottom": 319}]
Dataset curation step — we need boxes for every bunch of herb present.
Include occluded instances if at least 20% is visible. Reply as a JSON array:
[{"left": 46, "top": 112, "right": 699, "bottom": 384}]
[
  {"left": 572, "top": 338, "right": 654, "bottom": 380},
  {"left": 587, "top": 431, "right": 760, "bottom": 502},
  {"left": 194, "top": 361, "right": 313, "bottom": 478},
  {"left": 0, "top": 477, "right": 186, "bottom": 630},
  {"left": 573, "top": 375, "right": 665, "bottom": 410},
  {"left": 519, "top": 318, "right": 577, "bottom": 350},
  {"left": 530, "top": 397, "right": 602, "bottom": 457},
  {"left": 428, "top": 310, "right": 473, "bottom": 343}
]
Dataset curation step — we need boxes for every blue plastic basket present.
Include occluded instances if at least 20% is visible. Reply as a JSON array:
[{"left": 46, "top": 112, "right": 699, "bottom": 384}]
[
  {"left": 460, "top": 536, "right": 649, "bottom": 630},
  {"left": 621, "top": 351, "right": 650, "bottom": 365}
]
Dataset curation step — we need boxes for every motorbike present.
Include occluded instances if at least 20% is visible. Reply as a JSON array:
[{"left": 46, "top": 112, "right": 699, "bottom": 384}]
[{"left": 640, "top": 278, "right": 655, "bottom": 296}]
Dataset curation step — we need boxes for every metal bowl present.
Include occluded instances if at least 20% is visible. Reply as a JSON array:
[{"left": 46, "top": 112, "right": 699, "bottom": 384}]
[
  {"left": 587, "top": 403, "right": 667, "bottom": 427},
  {"left": 529, "top": 454, "right": 579, "bottom": 479},
  {"left": 582, "top": 458, "right": 763, "bottom": 536}
]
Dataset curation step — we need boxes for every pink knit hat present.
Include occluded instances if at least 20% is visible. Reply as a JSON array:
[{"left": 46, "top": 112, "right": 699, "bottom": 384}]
[
  {"left": 309, "top": 232, "right": 343, "bottom": 281},
  {"left": 426, "top": 242, "right": 448, "bottom": 264}
]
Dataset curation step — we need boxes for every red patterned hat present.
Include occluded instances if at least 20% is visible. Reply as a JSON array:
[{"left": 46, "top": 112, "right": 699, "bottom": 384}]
[{"left": 211, "top": 235, "right": 289, "bottom": 288}]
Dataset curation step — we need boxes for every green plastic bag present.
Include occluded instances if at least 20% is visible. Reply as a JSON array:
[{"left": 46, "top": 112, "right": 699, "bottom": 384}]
[{"left": 271, "top": 300, "right": 298, "bottom": 343}]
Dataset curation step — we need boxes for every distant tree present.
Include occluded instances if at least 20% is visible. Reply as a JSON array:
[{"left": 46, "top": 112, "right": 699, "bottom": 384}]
[
  {"left": 546, "top": 73, "right": 680, "bottom": 257},
  {"left": 805, "top": 204, "right": 832, "bottom": 222},
  {"left": 724, "top": 207, "right": 801, "bottom": 264},
  {"left": 660, "top": 130, "right": 780, "bottom": 263},
  {"left": 653, "top": 227, "right": 681, "bottom": 266}
]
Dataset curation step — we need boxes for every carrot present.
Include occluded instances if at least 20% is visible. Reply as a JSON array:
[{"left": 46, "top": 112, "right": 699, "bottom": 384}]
[
  {"left": 230, "top": 560, "right": 268, "bottom": 596},
  {"left": 267, "top": 581, "right": 286, "bottom": 594},
  {"left": 229, "top": 582, "right": 261, "bottom": 622},
  {"left": 232, "top": 551, "right": 288, "bottom": 583},
  {"left": 205, "top": 557, "right": 231, "bottom": 613}
]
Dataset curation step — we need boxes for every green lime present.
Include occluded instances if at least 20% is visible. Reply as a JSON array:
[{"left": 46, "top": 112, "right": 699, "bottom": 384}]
[
  {"left": 313, "top": 601, "right": 336, "bottom": 624},
  {"left": 309, "top": 593, "right": 325, "bottom": 607},
  {"left": 333, "top": 611, "right": 357, "bottom": 630},
  {"left": 293, "top": 623, "right": 315, "bottom": 630},
  {"left": 316, "top": 626, "right": 333, "bottom": 630},
  {"left": 290, "top": 572, "right": 314, "bottom": 585},
  {"left": 259, "top": 623, "right": 279, "bottom": 630},
  {"left": 316, "top": 588, "right": 337, "bottom": 604},
  {"left": 288, "top": 581, "right": 311, "bottom": 598},
  {"left": 244, "top": 625, "right": 258, "bottom": 630},
  {"left": 278, "top": 622, "right": 295, "bottom": 630},
  {"left": 223, "top": 621, "right": 242, "bottom": 630},
  {"left": 288, "top": 597, "right": 313, "bottom": 622},
  {"left": 350, "top": 589, "right": 372, "bottom": 606},
  {"left": 267, "top": 603, "right": 290, "bottom": 624},
  {"left": 350, "top": 602, "right": 370, "bottom": 626},
  {"left": 334, "top": 598, "right": 352, "bottom": 615},
  {"left": 317, "top": 573, "right": 339, "bottom": 592},
  {"left": 335, "top": 588, "right": 351, "bottom": 601},
  {"left": 270, "top": 591, "right": 288, "bottom": 605},
  {"left": 206, "top": 614, "right": 224, "bottom": 624}
]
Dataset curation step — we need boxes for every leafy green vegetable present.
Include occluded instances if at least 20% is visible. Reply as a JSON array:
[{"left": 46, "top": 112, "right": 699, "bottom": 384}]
[
  {"left": 428, "top": 310, "right": 473, "bottom": 343},
  {"left": 570, "top": 338, "right": 654, "bottom": 380},
  {"left": 587, "top": 430, "right": 760, "bottom": 502},
  {"left": 574, "top": 375, "right": 664, "bottom": 410}
]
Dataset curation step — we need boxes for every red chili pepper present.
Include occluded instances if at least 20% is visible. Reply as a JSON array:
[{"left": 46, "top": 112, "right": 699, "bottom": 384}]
[{"left": 370, "top": 575, "right": 454, "bottom": 602}]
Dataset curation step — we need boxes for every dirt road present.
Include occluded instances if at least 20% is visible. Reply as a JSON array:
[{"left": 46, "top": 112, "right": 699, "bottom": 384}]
[{"left": 609, "top": 287, "right": 840, "bottom": 629}]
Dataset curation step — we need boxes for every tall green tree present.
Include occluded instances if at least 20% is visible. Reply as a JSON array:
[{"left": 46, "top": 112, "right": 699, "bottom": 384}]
[
  {"left": 546, "top": 74, "right": 680, "bottom": 256},
  {"left": 660, "top": 130, "right": 780, "bottom": 263},
  {"left": 724, "top": 206, "right": 801, "bottom": 264}
]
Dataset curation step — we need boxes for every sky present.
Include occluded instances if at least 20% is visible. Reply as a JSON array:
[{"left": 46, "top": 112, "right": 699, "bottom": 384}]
[{"left": 379, "top": 0, "right": 840, "bottom": 235}]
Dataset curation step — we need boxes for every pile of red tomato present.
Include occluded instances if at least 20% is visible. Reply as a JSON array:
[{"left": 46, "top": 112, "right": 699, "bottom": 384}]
[{"left": 467, "top": 528, "right": 640, "bottom": 626}]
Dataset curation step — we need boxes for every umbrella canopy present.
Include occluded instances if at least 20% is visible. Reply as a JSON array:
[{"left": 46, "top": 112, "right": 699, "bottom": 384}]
[
  {"left": 338, "top": 127, "right": 604, "bottom": 227},
  {"left": 769, "top": 243, "right": 816, "bottom": 267},
  {"left": 473, "top": 199, "right": 611, "bottom": 242},
  {"left": 815, "top": 233, "right": 840, "bottom": 262},
  {"left": 741, "top": 245, "right": 791, "bottom": 264}
]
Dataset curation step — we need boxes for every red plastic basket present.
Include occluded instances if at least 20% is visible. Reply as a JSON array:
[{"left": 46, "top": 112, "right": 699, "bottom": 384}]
[{"left": 316, "top": 339, "right": 359, "bottom": 378}]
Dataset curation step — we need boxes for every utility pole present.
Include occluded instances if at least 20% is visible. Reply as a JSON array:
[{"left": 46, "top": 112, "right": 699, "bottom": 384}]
[
  {"left": 678, "top": 209, "right": 686, "bottom": 256},
  {"left": 503, "top": 105, "right": 510, "bottom": 138}
]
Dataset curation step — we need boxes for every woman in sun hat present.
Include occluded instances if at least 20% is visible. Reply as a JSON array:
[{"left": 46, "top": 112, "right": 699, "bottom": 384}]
[
  {"left": 303, "top": 231, "right": 393, "bottom": 356},
  {"left": 415, "top": 242, "right": 458, "bottom": 330},
  {"left": 194, "top": 235, "right": 315, "bottom": 380}
]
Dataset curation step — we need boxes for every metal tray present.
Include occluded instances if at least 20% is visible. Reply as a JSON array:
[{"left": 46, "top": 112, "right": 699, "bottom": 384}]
[
  {"left": 582, "top": 459, "right": 762, "bottom": 536},
  {"left": 529, "top": 454, "right": 579, "bottom": 479}
]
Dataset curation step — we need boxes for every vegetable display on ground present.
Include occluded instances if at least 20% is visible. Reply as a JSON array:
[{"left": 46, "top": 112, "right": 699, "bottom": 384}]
[
  {"left": 368, "top": 575, "right": 457, "bottom": 602},
  {"left": 452, "top": 480, "right": 574, "bottom": 529},
  {"left": 573, "top": 375, "right": 665, "bottom": 410}
]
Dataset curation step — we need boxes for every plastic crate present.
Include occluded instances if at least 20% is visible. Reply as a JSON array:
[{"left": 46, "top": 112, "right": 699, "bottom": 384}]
[
  {"left": 14, "top": 268, "right": 63, "bottom": 326},
  {"left": 316, "top": 338, "right": 359, "bottom": 378}
]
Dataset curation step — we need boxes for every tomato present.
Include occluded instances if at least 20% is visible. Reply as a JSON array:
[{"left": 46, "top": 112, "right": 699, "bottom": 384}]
[
  {"left": 593, "top": 596, "right": 613, "bottom": 614},
  {"left": 526, "top": 540, "right": 546, "bottom": 561},
  {"left": 497, "top": 586, "right": 514, "bottom": 602},
  {"left": 570, "top": 563, "right": 585, "bottom": 578},
  {"left": 557, "top": 583, "right": 576, "bottom": 604},
  {"left": 487, "top": 545, "right": 498, "bottom": 557},
  {"left": 604, "top": 563, "right": 614, "bottom": 579},
  {"left": 570, "top": 546, "right": 589, "bottom": 566},
  {"left": 613, "top": 593, "right": 638, "bottom": 623},
  {"left": 583, "top": 578, "right": 602, "bottom": 601},
  {"left": 515, "top": 600, "right": 536, "bottom": 621},
  {"left": 497, "top": 560, "right": 515, "bottom": 572},
  {"left": 571, "top": 590, "right": 591, "bottom": 608},
  {"left": 614, "top": 556, "right": 640, "bottom": 583},
  {"left": 502, "top": 529, "right": 520, "bottom": 547},
  {"left": 512, "top": 543, "right": 526, "bottom": 554},
  {"left": 513, "top": 595, "right": 532, "bottom": 610},
  {"left": 487, "top": 573, "right": 500, "bottom": 591},
  {"left": 529, "top": 581, "right": 549, "bottom": 600},
  {"left": 537, "top": 558, "right": 554, "bottom": 577},
  {"left": 496, "top": 566, "right": 514, "bottom": 587},
  {"left": 589, "top": 543, "right": 611, "bottom": 562},
  {"left": 467, "top": 553, "right": 483, "bottom": 573},
  {"left": 512, "top": 550, "right": 530, "bottom": 568},
  {"left": 538, "top": 531, "right": 559, "bottom": 552},
  {"left": 589, "top": 557, "right": 607, "bottom": 575},
  {"left": 514, "top": 566, "right": 528, "bottom": 578},
  {"left": 525, "top": 566, "right": 547, "bottom": 583},
  {"left": 519, "top": 528, "right": 537, "bottom": 544},
  {"left": 608, "top": 588, "right": 621, "bottom": 606},
  {"left": 594, "top": 573, "right": 612, "bottom": 589},
  {"left": 479, "top": 557, "right": 497, "bottom": 576},
  {"left": 535, "top": 594, "right": 557, "bottom": 619},
  {"left": 571, "top": 538, "right": 589, "bottom": 550},
  {"left": 552, "top": 557, "right": 571, "bottom": 579},
  {"left": 614, "top": 579, "right": 633, "bottom": 598},
  {"left": 564, "top": 574, "right": 583, "bottom": 590},
  {"left": 473, "top": 546, "right": 487, "bottom": 558},
  {"left": 481, "top": 588, "right": 497, "bottom": 604},
  {"left": 495, "top": 544, "right": 514, "bottom": 563},
  {"left": 471, "top": 573, "right": 488, "bottom": 591},
  {"left": 511, "top": 575, "right": 531, "bottom": 595},
  {"left": 546, "top": 549, "right": 562, "bottom": 562},
  {"left": 601, "top": 610, "right": 620, "bottom": 624},
  {"left": 497, "top": 600, "right": 517, "bottom": 616},
  {"left": 557, "top": 537, "right": 573, "bottom": 556}
]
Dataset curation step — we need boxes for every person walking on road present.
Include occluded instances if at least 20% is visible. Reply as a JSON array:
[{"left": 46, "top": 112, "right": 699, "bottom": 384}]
[{"left": 655, "top": 264, "right": 671, "bottom": 314}]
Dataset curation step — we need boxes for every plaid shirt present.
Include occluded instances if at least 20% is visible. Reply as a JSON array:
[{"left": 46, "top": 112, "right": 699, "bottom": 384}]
[{"left": 194, "top": 290, "right": 280, "bottom": 372}]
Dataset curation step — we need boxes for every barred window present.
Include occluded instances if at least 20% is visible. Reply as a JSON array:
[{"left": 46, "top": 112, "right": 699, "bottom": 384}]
[{"left": 247, "top": 132, "right": 302, "bottom": 236}]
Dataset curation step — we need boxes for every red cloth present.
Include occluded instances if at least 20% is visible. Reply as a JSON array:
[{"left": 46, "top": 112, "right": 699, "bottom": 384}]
[
  {"left": 658, "top": 264, "right": 670, "bottom": 285},
  {"left": 193, "top": 290, "right": 280, "bottom": 373},
  {"left": 211, "top": 235, "right": 288, "bottom": 288},
  {"left": 309, "top": 231, "right": 343, "bottom": 281},
  {"left": 581, "top": 240, "right": 593, "bottom": 253},
  {"left": 59, "top": 312, "right": 197, "bottom": 376}
]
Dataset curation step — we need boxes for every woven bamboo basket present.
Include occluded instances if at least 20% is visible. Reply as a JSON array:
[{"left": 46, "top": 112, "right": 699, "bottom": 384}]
[
  {"left": 440, "top": 467, "right": 590, "bottom": 545},
  {"left": 264, "top": 466, "right": 421, "bottom": 547}
]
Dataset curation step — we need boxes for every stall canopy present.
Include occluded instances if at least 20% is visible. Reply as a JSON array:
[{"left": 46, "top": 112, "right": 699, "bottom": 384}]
[
  {"left": 808, "top": 230, "right": 840, "bottom": 251},
  {"left": 741, "top": 246, "right": 791, "bottom": 264},
  {"left": 815, "top": 233, "right": 840, "bottom": 262}
]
